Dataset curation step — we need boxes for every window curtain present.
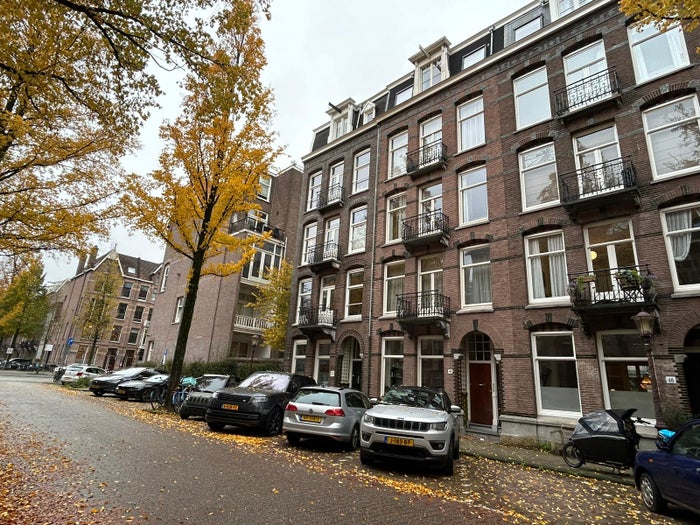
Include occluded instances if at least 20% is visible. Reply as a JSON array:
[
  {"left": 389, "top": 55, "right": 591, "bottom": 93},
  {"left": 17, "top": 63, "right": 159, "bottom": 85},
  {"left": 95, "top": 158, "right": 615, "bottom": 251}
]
[
  {"left": 529, "top": 238, "right": 546, "bottom": 298},
  {"left": 667, "top": 209, "right": 692, "bottom": 261},
  {"left": 467, "top": 265, "right": 492, "bottom": 303},
  {"left": 548, "top": 234, "right": 567, "bottom": 297}
]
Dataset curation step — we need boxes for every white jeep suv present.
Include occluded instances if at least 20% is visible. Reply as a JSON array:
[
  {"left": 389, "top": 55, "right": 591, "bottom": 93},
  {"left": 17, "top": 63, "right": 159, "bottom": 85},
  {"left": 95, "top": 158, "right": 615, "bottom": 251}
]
[{"left": 359, "top": 385, "right": 463, "bottom": 475}]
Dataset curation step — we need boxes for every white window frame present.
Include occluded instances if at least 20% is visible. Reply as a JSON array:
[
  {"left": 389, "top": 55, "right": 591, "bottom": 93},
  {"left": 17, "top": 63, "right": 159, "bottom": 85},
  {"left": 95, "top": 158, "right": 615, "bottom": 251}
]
[
  {"left": 421, "top": 58, "right": 442, "bottom": 91},
  {"left": 514, "top": 17, "right": 541, "bottom": 41},
  {"left": 381, "top": 337, "right": 404, "bottom": 394},
  {"left": 462, "top": 46, "right": 486, "bottom": 70},
  {"left": 386, "top": 192, "right": 406, "bottom": 244},
  {"left": 388, "top": 131, "right": 408, "bottom": 179},
  {"left": 296, "top": 279, "right": 312, "bottom": 324},
  {"left": 314, "top": 340, "right": 332, "bottom": 386},
  {"left": 661, "top": 202, "right": 700, "bottom": 293},
  {"left": 348, "top": 206, "right": 367, "bottom": 254},
  {"left": 628, "top": 23, "right": 690, "bottom": 84},
  {"left": 525, "top": 231, "right": 568, "bottom": 305},
  {"left": 160, "top": 264, "right": 169, "bottom": 292},
  {"left": 642, "top": 94, "right": 700, "bottom": 180},
  {"left": 514, "top": 66, "right": 551, "bottom": 130},
  {"left": 331, "top": 114, "right": 349, "bottom": 141},
  {"left": 345, "top": 269, "right": 364, "bottom": 320},
  {"left": 128, "top": 328, "right": 140, "bottom": 345},
  {"left": 306, "top": 172, "right": 322, "bottom": 211},
  {"left": 291, "top": 340, "right": 307, "bottom": 375},
  {"left": 258, "top": 175, "right": 271, "bottom": 201},
  {"left": 418, "top": 336, "right": 444, "bottom": 389},
  {"left": 383, "top": 261, "right": 405, "bottom": 315},
  {"left": 532, "top": 331, "right": 581, "bottom": 417},
  {"left": 519, "top": 143, "right": 559, "bottom": 211},
  {"left": 329, "top": 162, "right": 344, "bottom": 201},
  {"left": 395, "top": 86, "right": 412, "bottom": 106},
  {"left": 361, "top": 102, "right": 375, "bottom": 124},
  {"left": 563, "top": 40, "right": 609, "bottom": 111},
  {"left": 552, "top": 0, "right": 593, "bottom": 19},
  {"left": 457, "top": 96, "right": 485, "bottom": 152},
  {"left": 460, "top": 245, "right": 492, "bottom": 309},
  {"left": 302, "top": 223, "right": 317, "bottom": 265},
  {"left": 458, "top": 166, "right": 488, "bottom": 225},
  {"left": 173, "top": 296, "right": 184, "bottom": 323},
  {"left": 353, "top": 149, "right": 370, "bottom": 194},
  {"left": 572, "top": 125, "right": 622, "bottom": 197}
]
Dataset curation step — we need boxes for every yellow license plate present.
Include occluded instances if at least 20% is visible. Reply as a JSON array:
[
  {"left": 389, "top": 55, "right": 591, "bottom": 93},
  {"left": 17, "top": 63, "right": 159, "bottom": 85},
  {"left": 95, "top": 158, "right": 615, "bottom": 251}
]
[
  {"left": 222, "top": 403, "right": 238, "bottom": 411},
  {"left": 386, "top": 436, "right": 414, "bottom": 447},
  {"left": 300, "top": 415, "right": 322, "bottom": 423},
  {"left": 117, "top": 389, "right": 125, "bottom": 394}
]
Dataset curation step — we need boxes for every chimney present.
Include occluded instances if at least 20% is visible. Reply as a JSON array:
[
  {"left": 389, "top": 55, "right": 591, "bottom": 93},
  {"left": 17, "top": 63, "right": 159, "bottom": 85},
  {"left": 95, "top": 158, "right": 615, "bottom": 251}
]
[
  {"left": 87, "top": 245, "right": 98, "bottom": 269},
  {"left": 76, "top": 254, "right": 87, "bottom": 275}
]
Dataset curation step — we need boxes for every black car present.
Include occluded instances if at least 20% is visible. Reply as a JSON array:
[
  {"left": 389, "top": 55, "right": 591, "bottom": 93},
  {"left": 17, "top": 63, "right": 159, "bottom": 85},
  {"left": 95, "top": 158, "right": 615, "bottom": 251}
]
[
  {"left": 179, "top": 374, "right": 239, "bottom": 420},
  {"left": 89, "top": 367, "right": 166, "bottom": 397},
  {"left": 116, "top": 374, "right": 169, "bottom": 401},
  {"left": 205, "top": 371, "right": 315, "bottom": 435}
]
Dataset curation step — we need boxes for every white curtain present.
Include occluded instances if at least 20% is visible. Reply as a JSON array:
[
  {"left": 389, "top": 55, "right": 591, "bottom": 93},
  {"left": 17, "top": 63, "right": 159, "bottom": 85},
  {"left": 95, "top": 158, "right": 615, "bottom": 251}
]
[
  {"left": 529, "top": 239, "right": 546, "bottom": 298},
  {"left": 667, "top": 209, "right": 692, "bottom": 261},
  {"left": 548, "top": 234, "right": 567, "bottom": 297}
]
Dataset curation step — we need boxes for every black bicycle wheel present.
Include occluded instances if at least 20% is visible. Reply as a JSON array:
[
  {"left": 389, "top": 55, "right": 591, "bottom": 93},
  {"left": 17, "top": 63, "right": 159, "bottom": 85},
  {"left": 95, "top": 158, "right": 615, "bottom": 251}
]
[{"left": 562, "top": 442, "right": 584, "bottom": 468}]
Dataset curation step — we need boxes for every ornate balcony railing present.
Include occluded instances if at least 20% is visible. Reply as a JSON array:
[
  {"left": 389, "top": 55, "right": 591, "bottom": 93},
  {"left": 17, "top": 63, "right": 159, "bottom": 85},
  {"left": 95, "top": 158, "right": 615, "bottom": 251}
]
[
  {"left": 396, "top": 291, "right": 450, "bottom": 321},
  {"left": 554, "top": 67, "right": 621, "bottom": 116},
  {"left": 297, "top": 306, "right": 337, "bottom": 327},
  {"left": 318, "top": 183, "right": 346, "bottom": 210},
  {"left": 568, "top": 264, "right": 657, "bottom": 307},
  {"left": 229, "top": 217, "right": 284, "bottom": 240},
  {"left": 406, "top": 141, "right": 448, "bottom": 176},
  {"left": 234, "top": 314, "right": 271, "bottom": 332},
  {"left": 560, "top": 157, "right": 637, "bottom": 204},
  {"left": 402, "top": 210, "right": 449, "bottom": 244}
]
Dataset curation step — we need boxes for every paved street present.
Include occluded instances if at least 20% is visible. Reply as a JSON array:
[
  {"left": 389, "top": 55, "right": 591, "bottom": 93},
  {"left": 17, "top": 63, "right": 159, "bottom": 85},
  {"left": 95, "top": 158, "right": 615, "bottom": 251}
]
[{"left": 0, "top": 371, "right": 695, "bottom": 524}]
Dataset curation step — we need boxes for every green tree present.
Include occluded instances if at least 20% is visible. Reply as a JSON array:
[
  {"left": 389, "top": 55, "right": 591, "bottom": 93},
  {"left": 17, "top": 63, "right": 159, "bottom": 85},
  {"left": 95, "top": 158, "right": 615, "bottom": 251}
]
[
  {"left": 75, "top": 258, "right": 120, "bottom": 365},
  {"left": 0, "top": 0, "right": 269, "bottom": 259},
  {"left": 122, "top": 0, "right": 279, "bottom": 405},
  {"left": 0, "top": 259, "right": 49, "bottom": 361},
  {"left": 248, "top": 259, "right": 292, "bottom": 355}
]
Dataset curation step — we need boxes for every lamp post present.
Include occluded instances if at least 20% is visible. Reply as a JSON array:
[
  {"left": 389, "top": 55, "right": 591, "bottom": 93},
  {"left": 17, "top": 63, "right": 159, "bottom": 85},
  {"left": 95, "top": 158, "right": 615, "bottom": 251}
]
[
  {"left": 249, "top": 334, "right": 260, "bottom": 375},
  {"left": 631, "top": 310, "right": 663, "bottom": 427}
]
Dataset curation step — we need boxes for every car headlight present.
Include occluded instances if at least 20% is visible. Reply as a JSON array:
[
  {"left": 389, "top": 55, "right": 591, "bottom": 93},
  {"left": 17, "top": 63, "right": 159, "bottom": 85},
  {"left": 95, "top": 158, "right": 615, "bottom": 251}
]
[
  {"left": 250, "top": 394, "right": 267, "bottom": 404},
  {"left": 363, "top": 413, "right": 375, "bottom": 424},
  {"left": 429, "top": 421, "right": 447, "bottom": 431},
  {"left": 212, "top": 392, "right": 220, "bottom": 399}
]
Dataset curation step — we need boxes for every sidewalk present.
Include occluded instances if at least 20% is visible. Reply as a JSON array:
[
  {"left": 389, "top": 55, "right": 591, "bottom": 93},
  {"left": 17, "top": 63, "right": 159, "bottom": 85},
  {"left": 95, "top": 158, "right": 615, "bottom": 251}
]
[{"left": 459, "top": 433, "right": 636, "bottom": 486}]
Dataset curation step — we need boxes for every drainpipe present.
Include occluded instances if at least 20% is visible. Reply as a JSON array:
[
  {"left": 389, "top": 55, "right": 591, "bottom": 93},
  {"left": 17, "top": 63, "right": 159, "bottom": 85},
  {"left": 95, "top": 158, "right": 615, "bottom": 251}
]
[{"left": 366, "top": 123, "right": 381, "bottom": 397}]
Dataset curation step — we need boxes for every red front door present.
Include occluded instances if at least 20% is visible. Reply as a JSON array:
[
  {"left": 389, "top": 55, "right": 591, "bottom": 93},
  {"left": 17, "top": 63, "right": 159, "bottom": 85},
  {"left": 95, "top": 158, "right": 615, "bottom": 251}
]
[{"left": 469, "top": 362, "right": 493, "bottom": 426}]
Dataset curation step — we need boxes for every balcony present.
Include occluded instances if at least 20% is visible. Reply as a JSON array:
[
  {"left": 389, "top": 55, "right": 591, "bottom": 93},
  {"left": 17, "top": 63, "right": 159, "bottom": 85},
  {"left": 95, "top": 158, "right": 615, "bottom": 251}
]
[
  {"left": 317, "top": 183, "right": 345, "bottom": 212},
  {"left": 233, "top": 314, "right": 271, "bottom": 333},
  {"left": 401, "top": 210, "right": 449, "bottom": 252},
  {"left": 406, "top": 141, "right": 448, "bottom": 179},
  {"left": 554, "top": 67, "right": 622, "bottom": 119},
  {"left": 568, "top": 265, "right": 657, "bottom": 335},
  {"left": 397, "top": 291, "right": 451, "bottom": 337},
  {"left": 559, "top": 157, "right": 639, "bottom": 222},
  {"left": 229, "top": 217, "right": 284, "bottom": 241},
  {"left": 297, "top": 306, "right": 337, "bottom": 340},
  {"left": 307, "top": 241, "right": 342, "bottom": 273}
]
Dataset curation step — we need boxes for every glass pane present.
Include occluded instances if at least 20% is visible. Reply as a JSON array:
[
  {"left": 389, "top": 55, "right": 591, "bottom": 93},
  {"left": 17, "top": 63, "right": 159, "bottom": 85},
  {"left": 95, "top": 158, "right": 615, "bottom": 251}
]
[
  {"left": 536, "top": 334, "right": 574, "bottom": 357},
  {"left": 539, "top": 360, "right": 580, "bottom": 412}
]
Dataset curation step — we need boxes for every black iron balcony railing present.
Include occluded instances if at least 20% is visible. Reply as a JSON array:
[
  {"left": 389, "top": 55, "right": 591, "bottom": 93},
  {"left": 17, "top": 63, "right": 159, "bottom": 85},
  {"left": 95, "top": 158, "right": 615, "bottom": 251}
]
[
  {"left": 560, "top": 157, "right": 636, "bottom": 204},
  {"left": 396, "top": 291, "right": 450, "bottom": 320},
  {"left": 568, "top": 264, "right": 657, "bottom": 307},
  {"left": 308, "top": 241, "right": 342, "bottom": 265},
  {"left": 406, "top": 141, "right": 447, "bottom": 175},
  {"left": 229, "top": 217, "right": 284, "bottom": 240},
  {"left": 554, "top": 67, "right": 620, "bottom": 116},
  {"left": 297, "top": 306, "right": 337, "bottom": 327},
  {"left": 402, "top": 210, "right": 449, "bottom": 242},
  {"left": 318, "top": 183, "right": 346, "bottom": 209}
]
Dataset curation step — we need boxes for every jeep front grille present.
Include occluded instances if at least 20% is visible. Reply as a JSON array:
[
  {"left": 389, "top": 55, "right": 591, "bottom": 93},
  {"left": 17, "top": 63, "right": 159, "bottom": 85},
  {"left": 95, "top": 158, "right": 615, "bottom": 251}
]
[{"left": 373, "top": 417, "right": 429, "bottom": 432}]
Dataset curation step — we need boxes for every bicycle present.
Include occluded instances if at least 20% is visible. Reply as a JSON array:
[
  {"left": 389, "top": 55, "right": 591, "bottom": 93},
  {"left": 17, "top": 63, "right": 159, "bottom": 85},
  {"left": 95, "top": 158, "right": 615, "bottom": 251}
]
[{"left": 149, "top": 376, "right": 196, "bottom": 413}]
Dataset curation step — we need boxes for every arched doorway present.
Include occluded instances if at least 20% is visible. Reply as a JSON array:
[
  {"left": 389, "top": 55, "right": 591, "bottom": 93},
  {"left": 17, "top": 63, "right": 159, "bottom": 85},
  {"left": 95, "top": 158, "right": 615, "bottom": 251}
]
[
  {"left": 337, "top": 337, "right": 362, "bottom": 389},
  {"left": 464, "top": 331, "right": 497, "bottom": 430}
]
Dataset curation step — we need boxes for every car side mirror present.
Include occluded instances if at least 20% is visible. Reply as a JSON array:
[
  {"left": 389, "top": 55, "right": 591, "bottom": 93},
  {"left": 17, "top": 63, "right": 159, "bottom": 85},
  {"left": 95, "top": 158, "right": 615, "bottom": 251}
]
[
  {"left": 450, "top": 404, "right": 463, "bottom": 414},
  {"left": 369, "top": 397, "right": 379, "bottom": 406}
]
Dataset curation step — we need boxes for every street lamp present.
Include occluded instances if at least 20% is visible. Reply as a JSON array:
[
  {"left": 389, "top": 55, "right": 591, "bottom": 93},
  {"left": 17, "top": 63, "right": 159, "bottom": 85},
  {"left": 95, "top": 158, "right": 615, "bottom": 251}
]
[
  {"left": 249, "top": 334, "right": 260, "bottom": 375},
  {"left": 631, "top": 310, "right": 656, "bottom": 343},
  {"left": 631, "top": 309, "right": 662, "bottom": 426}
]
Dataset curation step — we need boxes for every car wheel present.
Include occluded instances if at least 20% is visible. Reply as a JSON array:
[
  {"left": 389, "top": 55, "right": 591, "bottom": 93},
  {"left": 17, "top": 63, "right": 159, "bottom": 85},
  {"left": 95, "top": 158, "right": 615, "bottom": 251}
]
[
  {"left": 442, "top": 438, "right": 455, "bottom": 476},
  {"left": 207, "top": 421, "right": 225, "bottom": 432},
  {"left": 179, "top": 409, "right": 189, "bottom": 420},
  {"left": 92, "top": 390, "right": 104, "bottom": 397},
  {"left": 286, "top": 432, "right": 301, "bottom": 446},
  {"left": 346, "top": 426, "right": 360, "bottom": 451},
  {"left": 562, "top": 442, "right": 584, "bottom": 468},
  {"left": 360, "top": 449, "right": 374, "bottom": 466},
  {"left": 264, "top": 407, "right": 283, "bottom": 436},
  {"left": 639, "top": 472, "right": 667, "bottom": 513}
]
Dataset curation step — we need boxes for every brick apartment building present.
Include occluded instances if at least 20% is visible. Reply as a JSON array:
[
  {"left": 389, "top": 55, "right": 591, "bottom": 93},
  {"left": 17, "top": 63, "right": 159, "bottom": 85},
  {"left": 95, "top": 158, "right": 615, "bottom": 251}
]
[
  {"left": 287, "top": 0, "right": 700, "bottom": 441},
  {"left": 147, "top": 165, "right": 303, "bottom": 368},
  {"left": 44, "top": 247, "right": 160, "bottom": 370}
]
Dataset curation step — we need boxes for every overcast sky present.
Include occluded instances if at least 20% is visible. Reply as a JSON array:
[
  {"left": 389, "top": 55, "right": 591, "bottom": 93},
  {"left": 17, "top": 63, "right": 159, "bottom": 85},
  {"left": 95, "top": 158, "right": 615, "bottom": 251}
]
[{"left": 43, "top": 0, "right": 530, "bottom": 283}]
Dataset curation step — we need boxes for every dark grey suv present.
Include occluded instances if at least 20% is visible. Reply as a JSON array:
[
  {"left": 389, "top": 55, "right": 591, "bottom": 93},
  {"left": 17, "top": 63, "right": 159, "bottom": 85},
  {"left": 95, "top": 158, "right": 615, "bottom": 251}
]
[{"left": 205, "top": 371, "right": 315, "bottom": 435}]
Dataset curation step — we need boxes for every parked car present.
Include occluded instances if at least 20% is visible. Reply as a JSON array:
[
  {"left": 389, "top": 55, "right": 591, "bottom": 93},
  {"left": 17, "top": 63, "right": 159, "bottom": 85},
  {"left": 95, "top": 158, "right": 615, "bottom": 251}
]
[
  {"left": 89, "top": 367, "right": 165, "bottom": 397},
  {"left": 8, "top": 358, "right": 32, "bottom": 370},
  {"left": 205, "top": 371, "right": 316, "bottom": 435},
  {"left": 179, "top": 374, "right": 239, "bottom": 420},
  {"left": 359, "top": 385, "right": 464, "bottom": 475},
  {"left": 635, "top": 419, "right": 700, "bottom": 516},
  {"left": 116, "top": 374, "right": 169, "bottom": 401},
  {"left": 60, "top": 364, "right": 106, "bottom": 385},
  {"left": 283, "top": 386, "right": 370, "bottom": 450}
]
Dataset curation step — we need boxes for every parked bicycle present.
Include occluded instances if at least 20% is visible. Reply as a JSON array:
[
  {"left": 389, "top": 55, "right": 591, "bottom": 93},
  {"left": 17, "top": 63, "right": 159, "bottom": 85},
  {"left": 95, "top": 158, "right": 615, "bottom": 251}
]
[{"left": 149, "top": 376, "right": 197, "bottom": 413}]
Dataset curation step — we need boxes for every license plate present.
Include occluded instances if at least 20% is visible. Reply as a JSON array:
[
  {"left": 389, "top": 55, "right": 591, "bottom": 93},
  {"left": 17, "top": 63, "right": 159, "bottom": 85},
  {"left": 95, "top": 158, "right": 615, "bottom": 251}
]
[
  {"left": 117, "top": 389, "right": 125, "bottom": 394},
  {"left": 300, "top": 415, "right": 322, "bottom": 423},
  {"left": 222, "top": 403, "right": 238, "bottom": 411},
  {"left": 385, "top": 436, "right": 414, "bottom": 447}
]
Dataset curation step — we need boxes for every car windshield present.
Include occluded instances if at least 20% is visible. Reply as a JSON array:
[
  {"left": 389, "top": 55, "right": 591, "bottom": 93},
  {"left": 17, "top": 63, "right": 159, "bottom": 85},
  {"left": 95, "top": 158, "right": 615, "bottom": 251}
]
[
  {"left": 238, "top": 372, "right": 290, "bottom": 391},
  {"left": 293, "top": 389, "right": 340, "bottom": 406},
  {"left": 381, "top": 387, "right": 444, "bottom": 410},
  {"left": 144, "top": 375, "right": 168, "bottom": 384},
  {"left": 197, "top": 376, "right": 229, "bottom": 392}
]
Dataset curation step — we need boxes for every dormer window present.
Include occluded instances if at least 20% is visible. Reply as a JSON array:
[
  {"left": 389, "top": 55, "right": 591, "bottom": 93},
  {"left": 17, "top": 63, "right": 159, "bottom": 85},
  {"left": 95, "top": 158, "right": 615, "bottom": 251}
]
[
  {"left": 421, "top": 59, "right": 442, "bottom": 91},
  {"left": 514, "top": 17, "right": 541, "bottom": 41},
  {"left": 361, "top": 102, "right": 375, "bottom": 125},
  {"left": 327, "top": 98, "right": 356, "bottom": 141},
  {"left": 332, "top": 115, "right": 348, "bottom": 139},
  {"left": 552, "top": 0, "right": 593, "bottom": 19},
  {"left": 410, "top": 37, "right": 451, "bottom": 95},
  {"left": 395, "top": 86, "right": 412, "bottom": 105},
  {"left": 462, "top": 46, "right": 486, "bottom": 70}
]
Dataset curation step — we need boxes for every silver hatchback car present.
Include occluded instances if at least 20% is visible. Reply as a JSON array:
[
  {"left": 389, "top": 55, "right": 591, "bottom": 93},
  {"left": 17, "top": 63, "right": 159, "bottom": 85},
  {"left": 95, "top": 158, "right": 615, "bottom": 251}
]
[{"left": 283, "top": 386, "right": 370, "bottom": 450}]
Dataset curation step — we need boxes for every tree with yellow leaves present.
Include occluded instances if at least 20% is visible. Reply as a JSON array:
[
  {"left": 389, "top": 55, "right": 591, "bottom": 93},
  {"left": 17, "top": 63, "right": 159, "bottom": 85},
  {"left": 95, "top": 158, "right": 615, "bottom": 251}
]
[
  {"left": 620, "top": 1, "right": 700, "bottom": 32},
  {"left": 248, "top": 259, "right": 293, "bottom": 355},
  {"left": 122, "top": 0, "right": 279, "bottom": 401},
  {"left": 0, "top": 0, "right": 270, "bottom": 261}
]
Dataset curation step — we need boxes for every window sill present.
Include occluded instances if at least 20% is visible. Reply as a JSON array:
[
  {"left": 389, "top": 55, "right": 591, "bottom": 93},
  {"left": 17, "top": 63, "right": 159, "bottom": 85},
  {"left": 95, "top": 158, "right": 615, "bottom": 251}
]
[
  {"left": 650, "top": 169, "right": 700, "bottom": 185},
  {"left": 339, "top": 317, "right": 362, "bottom": 324},
  {"left": 524, "top": 300, "right": 571, "bottom": 309},
  {"left": 671, "top": 289, "right": 700, "bottom": 299},
  {"left": 456, "top": 306, "right": 494, "bottom": 314},
  {"left": 632, "top": 63, "right": 693, "bottom": 90},
  {"left": 378, "top": 314, "right": 398, "bottom": 320},
  {"left": 454, "top": 219, "right": 490, "bottom": 231}
]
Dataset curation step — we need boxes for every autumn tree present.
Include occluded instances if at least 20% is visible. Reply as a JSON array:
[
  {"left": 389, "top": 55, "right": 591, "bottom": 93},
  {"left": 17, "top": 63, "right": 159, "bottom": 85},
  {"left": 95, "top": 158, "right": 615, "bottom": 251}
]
[
  {"left": 248, "top": 259, "right": 292, "bottom": 355},
  {"left": 620, "top": 1, "right": 700, "bottom": 33},
  {"left": 75, "top": 258, "right": 121, "bottom": 365},
  {"left": 122, "top": 0, "right": 279, "bottom": 403},
  {"left": 0, "top": 0, "right": 268, "bottom": 260},
  {"left": 0, "top": 258, "right": 49, "bottom": 361}
]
